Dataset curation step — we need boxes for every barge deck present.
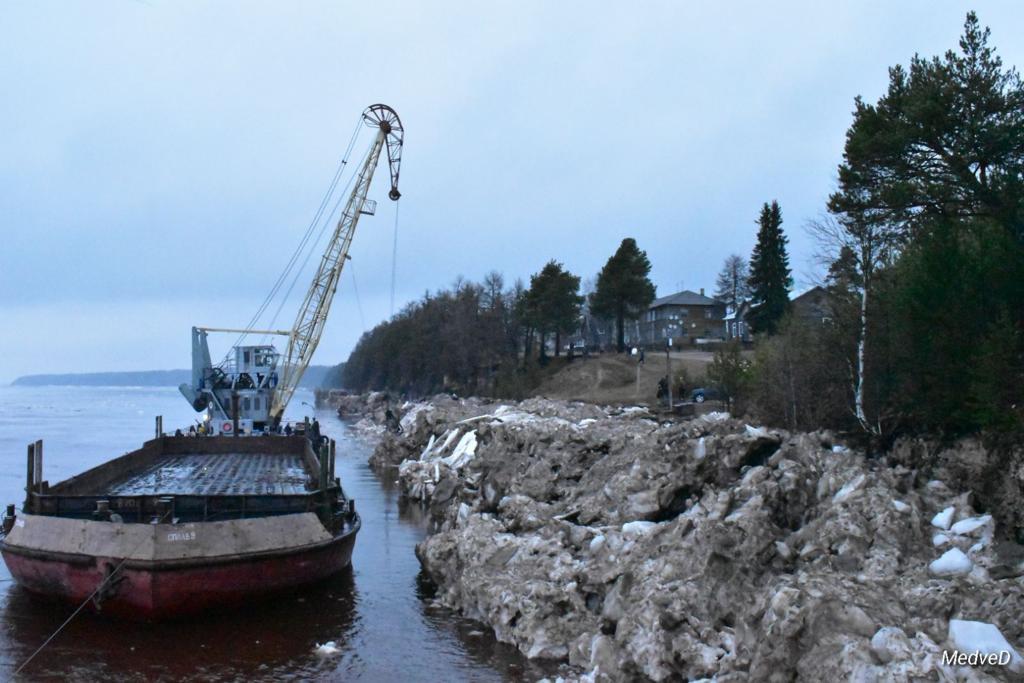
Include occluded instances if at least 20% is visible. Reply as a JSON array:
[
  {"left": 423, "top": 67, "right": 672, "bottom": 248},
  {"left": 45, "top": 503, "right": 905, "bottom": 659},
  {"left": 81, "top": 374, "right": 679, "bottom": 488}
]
[
  {"left": 106, "top": 451, "right": 310, "bottom": 497},
  {"left": 0, "top": 435, "right": 359, "bottom": 619}
]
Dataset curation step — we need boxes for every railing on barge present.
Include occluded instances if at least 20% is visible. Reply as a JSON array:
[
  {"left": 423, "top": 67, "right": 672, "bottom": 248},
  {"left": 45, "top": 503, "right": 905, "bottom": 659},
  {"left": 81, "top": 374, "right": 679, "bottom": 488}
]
[{"left": 20, "top": 435, "right": 349, "bottom": 529}]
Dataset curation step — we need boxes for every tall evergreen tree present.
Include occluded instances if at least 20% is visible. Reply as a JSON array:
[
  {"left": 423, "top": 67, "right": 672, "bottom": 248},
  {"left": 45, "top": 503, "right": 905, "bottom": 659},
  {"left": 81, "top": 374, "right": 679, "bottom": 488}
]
[
  {"left": 590, "top": 238, "right": 656, "bottom": 352},
  {"left": 825, "top": 12, "right": 1024, "bottom": 435},
  {"left": 747, "top": 201, "right": 792, "bottom": 335},
  {"left": 713, "top": 254, "right": 751, "bottom": 309},
  {"left": 828, "top": 12, "right": 1024, "bottom": 244},
  {"left": 525, "top": 261, "right": 583, "bottom": 357}
]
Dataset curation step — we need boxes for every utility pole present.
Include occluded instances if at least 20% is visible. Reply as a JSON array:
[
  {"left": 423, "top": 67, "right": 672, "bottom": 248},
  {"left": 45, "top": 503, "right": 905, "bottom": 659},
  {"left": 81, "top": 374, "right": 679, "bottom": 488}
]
[{"left": 666, "top": 338, "right": 673, "bottom": 411}]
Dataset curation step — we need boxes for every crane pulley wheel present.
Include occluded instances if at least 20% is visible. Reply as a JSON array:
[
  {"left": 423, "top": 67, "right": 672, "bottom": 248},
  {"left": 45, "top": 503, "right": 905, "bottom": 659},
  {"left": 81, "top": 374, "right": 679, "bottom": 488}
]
[{"left": 363, "top": 104, "right": 403, "bottom": 201}]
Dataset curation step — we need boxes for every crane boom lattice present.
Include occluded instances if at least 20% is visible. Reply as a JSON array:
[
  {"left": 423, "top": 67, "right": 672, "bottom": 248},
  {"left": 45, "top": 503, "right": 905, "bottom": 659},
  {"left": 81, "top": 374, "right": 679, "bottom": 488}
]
[
  {"left": 271, "top": 105, "right": 404, "bottom": 420},
  {"left": 178, "top": 104, "right": 403, "bottom": 431}
]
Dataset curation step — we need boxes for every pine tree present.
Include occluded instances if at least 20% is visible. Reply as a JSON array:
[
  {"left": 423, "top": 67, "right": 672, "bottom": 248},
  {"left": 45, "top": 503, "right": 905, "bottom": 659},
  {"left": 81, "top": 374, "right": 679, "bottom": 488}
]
[
  {"left": 713, "top": 254, "right": 751, "bottom": 309},
  {"left": 824, "top": 13, "right": 1024, "bottom": 435},
  {"left": 746, "top": 201, "right": 792, "bottom": 335},
  {"left": 828, "top": 12, "right": 1024, "bottom": 244},
  {"left": 525, "top": 261, "right": 583, "bottom": 358},
  {"left": 590, "top": 238, "right": 656, "bottom": 352}
]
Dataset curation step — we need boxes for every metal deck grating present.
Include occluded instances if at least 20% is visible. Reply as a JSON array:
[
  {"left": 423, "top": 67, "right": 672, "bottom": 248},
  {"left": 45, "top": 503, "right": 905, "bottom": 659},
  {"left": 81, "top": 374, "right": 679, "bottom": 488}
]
[{"left": 106, "top": 452, "right": 312, "bottom": 496}]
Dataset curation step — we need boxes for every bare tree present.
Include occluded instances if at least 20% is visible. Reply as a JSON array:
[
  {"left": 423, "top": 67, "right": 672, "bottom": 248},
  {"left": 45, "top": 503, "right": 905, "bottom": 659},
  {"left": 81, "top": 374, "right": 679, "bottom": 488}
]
[
  {"left": 481, "top": 271, "right": 504, "bottom": 311},
  {"left": 713, "top": 254, "right": 751, "bottom": 308},
  {"left": 807, "top": 214, "right": 901, "bottom": 435}
]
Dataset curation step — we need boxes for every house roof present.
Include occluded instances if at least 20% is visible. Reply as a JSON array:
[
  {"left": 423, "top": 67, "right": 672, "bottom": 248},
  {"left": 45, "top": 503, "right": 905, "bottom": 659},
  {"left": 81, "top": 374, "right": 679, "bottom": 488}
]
[
  {"left": 650, "top": 290, "right": 721, "bottom": 309},
  {"left": 790, "top": 285, "right": 828, "bottom": 303},
  {"left": 724, "top": 300, "right": 752, "bottom": 321}
]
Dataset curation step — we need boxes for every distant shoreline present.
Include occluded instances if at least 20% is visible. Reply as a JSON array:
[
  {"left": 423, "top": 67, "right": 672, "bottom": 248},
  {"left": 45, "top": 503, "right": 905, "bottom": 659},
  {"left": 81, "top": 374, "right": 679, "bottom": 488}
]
[{"left": 11, "top": 366, "right": 335, "bottom": 389}]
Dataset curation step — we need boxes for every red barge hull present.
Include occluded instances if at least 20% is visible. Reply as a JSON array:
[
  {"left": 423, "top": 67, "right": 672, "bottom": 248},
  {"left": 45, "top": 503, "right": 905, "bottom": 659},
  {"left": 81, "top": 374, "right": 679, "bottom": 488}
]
[
  {"left": 1, "top": 435, "right": 359, "bottom": 620},
  {"left": 2, "top": 521, "right": 356, "bottom": 619}
]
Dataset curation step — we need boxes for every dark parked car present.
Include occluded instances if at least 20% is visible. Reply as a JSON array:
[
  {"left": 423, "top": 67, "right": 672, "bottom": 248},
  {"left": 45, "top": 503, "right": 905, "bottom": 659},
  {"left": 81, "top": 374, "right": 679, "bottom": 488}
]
[{"left": 691, "top": 387, "right": 724, "bottom": 403}]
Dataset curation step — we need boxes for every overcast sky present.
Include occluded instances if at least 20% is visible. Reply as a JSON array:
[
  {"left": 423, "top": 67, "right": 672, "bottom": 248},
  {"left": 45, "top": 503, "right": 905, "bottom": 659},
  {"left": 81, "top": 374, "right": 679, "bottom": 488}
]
[{"left": 2, "top": 2, "right": 1022, "bottom": 383}]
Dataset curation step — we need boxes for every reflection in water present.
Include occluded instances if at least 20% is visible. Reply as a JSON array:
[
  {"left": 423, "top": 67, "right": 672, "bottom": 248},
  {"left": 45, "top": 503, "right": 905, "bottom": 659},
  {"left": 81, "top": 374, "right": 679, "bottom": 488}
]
[
  {"left": 0, "top": 388, "right": 561, "bottom": 681},
  {"left": 3, "top": 570, "right": 360, "bottom": 680}
]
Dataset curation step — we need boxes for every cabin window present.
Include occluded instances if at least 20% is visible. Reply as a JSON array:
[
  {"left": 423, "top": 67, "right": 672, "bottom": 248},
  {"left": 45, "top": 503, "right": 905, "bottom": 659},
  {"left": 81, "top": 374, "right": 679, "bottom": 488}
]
[
  {"left": 243, "top": 350, "right": 251, "bottom": 364},
  {"left": 254, "top": 397, "right": 261, "bottom": 410},
  {"left": 243, "top": 398, "right": 251, "bottom": 411}
]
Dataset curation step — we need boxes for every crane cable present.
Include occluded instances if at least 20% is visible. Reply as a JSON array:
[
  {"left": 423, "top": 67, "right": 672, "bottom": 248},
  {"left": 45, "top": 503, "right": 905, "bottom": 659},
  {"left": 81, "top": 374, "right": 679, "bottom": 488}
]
[
  {"left": 226, "top": 115, "right": 364, "bottom": 356},
  {"left": 261, "top": 134, "right": 375, "bottom": 340},
  {"left": 349, "top": 262, "right": 367, "bottom": 332},
  {"left": 390, "top": 199, "right": 400, "bottom": 316},
  {"left": 239, "top": 120, "right": 362, "bottom": 350}
]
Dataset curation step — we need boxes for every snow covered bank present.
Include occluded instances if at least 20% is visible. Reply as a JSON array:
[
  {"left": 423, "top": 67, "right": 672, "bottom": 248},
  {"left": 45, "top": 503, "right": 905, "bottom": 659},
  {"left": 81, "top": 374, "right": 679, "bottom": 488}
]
[{"left": 371, "top": 396, "right": 1024, "bottom": 681}]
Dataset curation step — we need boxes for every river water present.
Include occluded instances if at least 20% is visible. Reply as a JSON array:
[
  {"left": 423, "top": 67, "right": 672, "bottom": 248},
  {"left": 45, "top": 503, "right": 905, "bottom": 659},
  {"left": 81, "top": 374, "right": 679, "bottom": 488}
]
[{"left": 0, "top": 386, "right": 557, "bottom": 681}]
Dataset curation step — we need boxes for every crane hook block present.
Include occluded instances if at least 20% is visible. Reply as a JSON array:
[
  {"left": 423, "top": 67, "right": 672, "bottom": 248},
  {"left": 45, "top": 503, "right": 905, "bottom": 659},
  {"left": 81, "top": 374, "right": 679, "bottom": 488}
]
[{"left": 363, "top": 104, "right": 403, "bottom": 202}]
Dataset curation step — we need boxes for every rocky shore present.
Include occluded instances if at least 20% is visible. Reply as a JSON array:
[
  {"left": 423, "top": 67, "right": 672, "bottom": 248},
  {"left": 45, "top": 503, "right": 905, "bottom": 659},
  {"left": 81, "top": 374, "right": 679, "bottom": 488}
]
[{"left": 352, "top": 395, "right": 1023, "bottom": 681}]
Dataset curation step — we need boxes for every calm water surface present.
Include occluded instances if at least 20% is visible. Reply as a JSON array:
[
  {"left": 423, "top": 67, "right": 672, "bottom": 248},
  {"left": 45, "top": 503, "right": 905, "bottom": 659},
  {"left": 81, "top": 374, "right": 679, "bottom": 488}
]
[{"left": 0, "top": 386, "right": 557, "bottom": 681}]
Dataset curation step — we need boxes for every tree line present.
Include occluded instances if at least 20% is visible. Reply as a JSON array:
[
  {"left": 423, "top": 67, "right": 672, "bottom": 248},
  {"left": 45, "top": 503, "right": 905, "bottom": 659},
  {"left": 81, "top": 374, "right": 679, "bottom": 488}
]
[
  {"left": 341, "top": 12, "right": 1023, "bottom": 443},
  {"left": 715, "top": 12, "right": 1023, "bottom": 442},
  {"left": 340, "top": 240, "right": 659, "bottom": 397}
]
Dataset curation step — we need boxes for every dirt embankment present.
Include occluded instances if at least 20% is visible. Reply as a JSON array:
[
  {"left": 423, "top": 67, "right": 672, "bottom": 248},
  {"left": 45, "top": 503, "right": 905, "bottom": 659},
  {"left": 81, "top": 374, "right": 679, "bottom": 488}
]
[
  {"left": 356, "top": 395, "right": 1024, "bottom": 682},
  {"left": 535, "top": 351, "right": 714, "bottom": 405}
]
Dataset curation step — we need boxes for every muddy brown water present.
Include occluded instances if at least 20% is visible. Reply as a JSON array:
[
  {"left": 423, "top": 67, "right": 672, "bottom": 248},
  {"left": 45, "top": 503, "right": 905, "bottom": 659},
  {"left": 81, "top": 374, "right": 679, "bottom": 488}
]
[{"left": 0, "top": 386, "right": 561, "bottom": 681}]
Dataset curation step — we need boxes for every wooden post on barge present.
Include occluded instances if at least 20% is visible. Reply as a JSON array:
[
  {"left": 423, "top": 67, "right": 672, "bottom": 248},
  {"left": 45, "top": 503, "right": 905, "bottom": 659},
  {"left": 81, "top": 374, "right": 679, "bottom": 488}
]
[
  {"left": 25, "top": 443, "right": 34, "bottom": 512},
  {"left": 23, "top": 440, "right": 43, "bottom": 513},
  {"left": 329, "top": 439, "right": 336, "bottom": 484},
  {"left": 318, "top": 442, "right": 331, "bottom": 525},
  {"left": 318, "top": 442, "right": 330, "bottom": 491},
  {"left": 33, "top": 440, "right": 43, "bottom": 494},
  {"left": 155, "top": 415, "right": 163, "bottom": 438},
  {"left": 232, "top": 393, "right": 240, "bottom": 437}
]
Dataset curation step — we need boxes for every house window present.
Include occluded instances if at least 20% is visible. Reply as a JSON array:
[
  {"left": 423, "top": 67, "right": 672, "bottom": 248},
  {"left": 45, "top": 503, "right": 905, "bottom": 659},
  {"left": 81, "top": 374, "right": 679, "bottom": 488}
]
[
  {"left": 679, "top": 308, "right": 688, "bottom": 317},
  {"left": 705, "top": 309, "right": 712, "bottom": 319}
]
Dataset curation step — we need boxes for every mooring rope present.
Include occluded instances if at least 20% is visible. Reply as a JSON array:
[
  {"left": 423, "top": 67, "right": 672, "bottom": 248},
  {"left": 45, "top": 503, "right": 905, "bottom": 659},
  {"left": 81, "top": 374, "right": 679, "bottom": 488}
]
[{"left": 14, "top": 511, "right": 171, "bottom": 676}]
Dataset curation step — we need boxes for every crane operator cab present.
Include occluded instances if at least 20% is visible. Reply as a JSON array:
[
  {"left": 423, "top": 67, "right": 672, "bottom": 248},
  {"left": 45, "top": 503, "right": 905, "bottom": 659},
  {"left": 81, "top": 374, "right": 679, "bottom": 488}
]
[{"left": 178, "top": 327, "right": 282, "bottom": 435}]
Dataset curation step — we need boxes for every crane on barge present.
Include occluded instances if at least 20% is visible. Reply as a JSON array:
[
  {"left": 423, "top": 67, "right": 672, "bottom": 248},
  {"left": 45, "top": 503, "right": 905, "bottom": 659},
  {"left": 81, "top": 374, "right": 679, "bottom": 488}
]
[{"left": 178, "top": 104, "right": 403, "bottom": 432}]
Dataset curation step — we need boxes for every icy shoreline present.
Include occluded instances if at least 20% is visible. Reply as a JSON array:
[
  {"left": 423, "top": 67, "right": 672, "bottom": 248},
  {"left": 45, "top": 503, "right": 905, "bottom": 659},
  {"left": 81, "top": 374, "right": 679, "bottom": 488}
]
[{"left": 356, "top": 395, "right": 1023, "bottom": 681}]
